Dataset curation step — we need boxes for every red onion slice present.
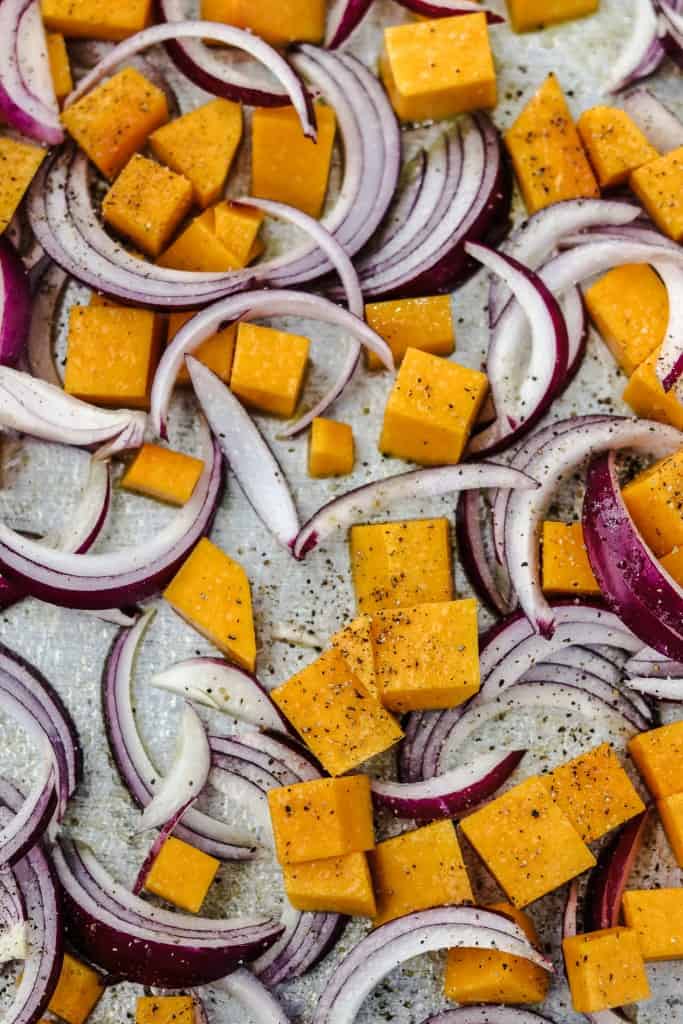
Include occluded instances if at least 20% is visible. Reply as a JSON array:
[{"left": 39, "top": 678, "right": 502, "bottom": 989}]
[
  {"left": 626, "top": 645, "right": 683, "bottom": 677},
  {"left": 0, "top": 0, "right": 63, "bottom": 144},
  {"left": 585, "top": 809, "right": 651, "bottom": 931},
  {"left": 0, "top": 749, "right": 56, "bottom": 867},
  {"left": 626, "top": 676, "right": 683, "bottom": 700},
  {"left": 622, "top": 87, "right": 683, "bottom": 152},
  {"left": 254, "top": 901, "right": 346, "bottom": 986},
  {"left": 214, "top": 969, "right": 292, "bottom": 1023},
  {"left": 606, "top": 0, "right": 662, "bottom": 92},
  {"left": 137, "top": 703, "right": 211, "bottom": 833},
  {"left": 26, "top": 263, "right": 67, "bottom": 387},
  {"left": 325, "top": 0, "right": 374, "bottom": 47},
  {"left": 654, "top": 262, "right": 683, "bottom": 390},
  {"left": 0, "top": 238, "right": 31, "bottom": 369},
  {"left": 521, "top": 662, "right": 651, "bottom": 729},
  {"left": 658, "top": 0, "right": 683, "bottom": 67},
  {"left": 396, "top": 0, "right": 504, "bottom": 19},
  {"left": 455, "top": 489, "right": 515, "bottom": 616},
  {"left": 421, "top": 1011, "right": 554, "bottom": 1024}
]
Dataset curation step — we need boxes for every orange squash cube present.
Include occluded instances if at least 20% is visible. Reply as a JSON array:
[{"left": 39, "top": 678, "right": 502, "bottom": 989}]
[
  {"left": 267, "top": 775, "right": 374, "bottom": 865},
  {"left": 42, "top": 0, "right": 152, "bottom": 40},
  {"left": 578, "top": 106, "right": 659, "bottom": 188},
  {"left": 136, "top": 996, "right": 195, "bottom": 1024},
  {"left": 103, "top": 155, "right": 193, "bottom": 258},
  {"left": 365, "top": 296, "right": 454, "bottom": 371},
  {"left": 622, "top": 888, "right": 683, "bottom": 961},
  {"left": 121, "top": 444, "right": 204, "bottom": 506},
  {"left": 282, "top": 851, "right": 376, "bottom": 917},
  {"left": 144, "top": 836, "right": 219, "bottom": 913},
  {"left": 585, "top": 264, "right": 668, "bottom": 376},
  {"left": 562, "top": 928, "right": 650, "bottom": 1013},
  {"left": 200, "top": 0, "right": 325, "bottom": 46},
  {"left": 623, "top": 346, "right": 683, "bottom": 430},
  {"left": 628, "top": 721, "right": 683, "bottom": 799},
  {"left": 167, "top": 311, "right": 236, "bottom": 386},
  {"left": 542, "top": 521, "right": 600, "bottom": 596},
  {"left": 622, "top": 450, "right": 683, "bottom": 557},
  {"left": 48, "top": 953, "right": 104, "bottom": 1024},
  {"left": 309, "top": 417, "right": 354, "bottom": 478},
  {"left": 330, "top": 615, "right": 377, "bottom": 697},
  {"left": 630, "top": 146, "right": 683, "bottom": 242},
  {"left": 505, "top": 0, "right": 598, "bottom": 31},
  {"left": 46, "top": 32, "right": 72, "bottom": 104},
  {"left": 214, "top": 202, "right": 265, "bottom": 265},
  {"left": 230, "top": 323, "right": 309, "bottom": 418},
  {"left": 658, "top": 792, "right": 683, "bottom": 866},
  {"left": 158, "top": 209, "right": 243, "bottom": 272},
  {"left": 0, "top": 137, "right": 45, "bottom": 233}
]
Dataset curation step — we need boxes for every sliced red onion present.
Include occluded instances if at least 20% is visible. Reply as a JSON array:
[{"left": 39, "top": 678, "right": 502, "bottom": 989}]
[
  {"left": 622, "top": 87, "right": 683, "bottom": 152},
  {"left": 237, "top": 731, "right": 321, "bottom": 784},
  {"left": 550, "top": 645, "right": 626, "bottom": 688},
  {"left": 0, "top": 747, "right": 55, "bottom": 867},
  {"left": 137, "top": 703, "right": 210, "bottom": 834},
  {"left": 254, "top": 901, "right": 346, "bottom": 986},
  {"left": 658, "top": 0, "right": 683, "bottom": 68},
  {"left": 584, "top": 809, "right": 651, "bottom": 931},
  {"left": 26, "top": 262, "right": 67, "bottom": 387},
  {"left": 519, "top": 663, "right": 651, "bottom": 730},
  {"left": 395, "top": 0, "right": 504, "bottom": 20},
  {"left": 348, "top": 150, "right": 426, "bottom": 272},
  {"left": 325, "top": 0, "right": 374, "bottom": 47},
  {"left": 0, "top": 870, "right": 26, "bottom": 962},
  {"left": 606, "top": 0, "right": 663, "bottom": 93},
  {"left": 0, "top": 238, "right": 31, "bottom": 369},
  {"left": 626, "top": 645, "right": 683, "bottom": 677},
  {"left": 214, "top": 969, "right": 292, "bottom": 1023},
  {"left": 653, "top": 262, "right": 683, "bottom": 390},
  {"left": 0, "top": 0, "right": 63, "bottom": 144},
  {"left": 421, "top": 1011, "right": 554, "bottom": 1024},
  {"left": 455, "top": 489, "right": 514, "bottom": 616},
  {"left": 626, "top": 676, "right": 683, "bottom": 700}
]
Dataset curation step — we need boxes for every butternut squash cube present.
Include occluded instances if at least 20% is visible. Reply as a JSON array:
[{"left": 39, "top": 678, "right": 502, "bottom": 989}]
[
  {"left": 61, "top": 67, "right": 168, "bottom": 180},
  {"left": 444, "top": 902, "right": 549, "bottom": 1004},
  {"left": 230, "top": 323, "right": 309, "bottom": 418},
  {"left": 0, "top": 137, "right": 45, "bottom": 233},
  {"left": 121, "top": 444, "right": 204, "bottom": 506},
  {"left": 578, "top": 106, "right": 659, "bottom": 188},
  {"left": 149, "top": 99, "right": 243, "bottom": 208},
  {"left": 144, "top": 835, "right": 220, "bottom": 913},
  {"left": 542, "top": 521, "right": 600, "bottom": 595},
  {"left": 330, "top": 615, "right": 377, "bottom": 698},
  {"left": 370, "top": 821, "right": 473, "bottom": 927},
  {"left": 461, "top": 775, "right": 596, "bottom": 908},
  {"left": 622, "top": 888, "right": 683, "bottom": 961},
  {"left": 158, "top": 208, "right": 245, "bottom": 272},
  {"left": 379, "top": 348, "right": 489, "bottom": 466},
  {"left": 623, "top": 347, "right": 683, "bottom": 431},
  {"left": 168, "top": 311, "right": 236, "bottom": 386},
  {"left": 64, "top": 305, "right": 162, "bottom": 410},
  {"left": 103, "top": 154, "right": 193, "bottom": 258},
  {"left": 371, "top": 599, "right": 479, "bottom": 712},
  {"left": 505, "top": 74, "right": 599, "bottom": 214},
  {"left": 380, "top": 14, "right": 497, "bottom": 123},
  {"left": 272, "top": 647, "right": 403, "bottom": 776},
  {"left": 213, "top": 202, "right": 265, "bottom": 266},
  {"left": 164, "top": 538, "right": 256, "bottom": 671},
  {"left": 585, "top": 264, "right": 668, "bottom": 376},
  {"left": 42, "top": 0, "right": 152, "bottom": 40},
  {"left": 350, "top": 517, "right": 454, "bottom": 613},
  {"left": 658, "top": 792, "right": 683, "bottom": 866},
  {"left": 505, "top": 0, "right": 598, "bottom": 31},
  {"left": 282, "top": 851, "right": 376, "bottom": 917},
  {"left": 48, "top": 953, "right": 104, "bottom": 1024},
  {"left": 251, "top": 103, "right": 336, "bottom": 219},
  {"left": 365, "top": 295, "right": 455, "bottom": 371},
  {"left": 309, "top": 417, "right": 355, "bottom": 478},
  {"left": 267, "top": 775, "right": 374, "bottom": 865},
  {"left": 630, "top": 146, "right": 683, "bottom": 242},
  {"left": 622, "top": 450, "right": 683, "bottom": 557},
  {"left": 562, "top": 928, "right": 650, "bottom": 1013},
  {"left": 46, "top": 32, "right": 72, "bottom": 104},
  {"left": 200, "top": 0, "right": 325, "bottom": 46},
  {"left": 136, "top": 996, "right": 194, "bottom": 1024},
  {"left": 628, "top": 721, "right": 683, "bottom": 799}
]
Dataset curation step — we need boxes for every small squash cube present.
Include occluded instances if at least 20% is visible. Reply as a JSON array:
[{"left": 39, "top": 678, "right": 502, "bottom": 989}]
[
  {"left": 230, "top": 323, "right": 309, "bottom": 418},
  {"left": 272, "top": 647, "right": 403, "bottom": 776},
  {"left": 350, "top": 517, "right": 454, "bottom": 613},
  {"left": 267, "top": 775, "right": 374, "bottom": 865},
  {"left": 505, "top": 74, "right": 599, "bottom": 214},
  {"left": 46, "top": 32, "right": 72, "bottom": 103},
  {"left": 164, "top": 538, "right": 256, "bottom": 671},
  {"left": 505, "top": 0, "right": 598, "bottom": 31},
  {"left": 623, "top": 347, "right": 683, "bottom": 430},
  {"left": 121, "top": 444, "right": 204, "bottom": 506},
  {"left": 158, "top": 208, "right": 245, "bottom": 272},
  {"left": 370, "top": 821, "right": 473, "bottom": 926},
  {"left": 562, "top": 928, "right": 650, "bottom": 1013},
  {"left": 630, "top": 146, "right": 683, "bottom": 242},
  {"left": 460, "top": 775, "right": 596, "bottom": 908},
  {"left": 658, "top": 792, "right": 683, "bottom": 866},
  {"left": 48, "top": 953, "right": 105, "bottom": 1024},
  {"left": 628, "top": 720, "right": 683, "bottom": 799},
  {"left": 144, "top": 835, "right": 219, "bottom": 913},
  {"left": 0, "top": 137, "right": 45, "bottom": 233},
  {"left": 103, "top": 154, "right": 193, "bottom": 258},
  {"left": 42, "top": 0, "right": 152, "bottom": 40},
  {"left": 585, "top": 264, "right": 668, "bottom": 376},
  {"left": 251, "top": 103, "right": 336, "bottom": 219},
  {"left": 61, "top": 67, "right": 168, "bottom": 180},
  {"left": 622, "top": 888, "right": 683, "bottom": 961},
  {"left": 168, "top": 311, "right": 236, "bottom": 386},
  {"left": 379, "top": 348, "right": 489, "bottom": 466},
  {"left": 214, "top": 202, "right": 265, "bottom": 266},
  {"left": 136, "top": 996, "right": 195, "bottom": 1024},
  {"left": 542, "top": 521, "right": 600, "bottom": 595},
  {"left": 371, "top": 599, "right": 479, "bottom": 712},
  {"left": 200, "top": 0, "right": 325, "bottom": 46},
  {"left": 578, "top": 106, "right": 659, "bottom": 188},
  {"left": 330, "top": 615, "right": 377, "bottom": 698},
  {"left": 622, "top": 450, "right": 683, "bottom": 557},
  {"left": 282, "top": 851, "right": 376, "bottom": 917},
  {"left": 380, "top": 14, "right": 496, "bottom": 123},
  {"left": 365, "top": 296, "right": 454, "bottom": 371},
  {"left": 309, "top": 418, "right": 354, "bottom": 478}
]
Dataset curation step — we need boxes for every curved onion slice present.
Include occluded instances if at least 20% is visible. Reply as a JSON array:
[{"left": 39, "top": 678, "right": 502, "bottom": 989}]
[
  {"left": 626, "top": 676, "right": 683, "bottom": 700},
  {"left": 0, "top": 238, "right": 31, "bottom": 368},
  {"left": 137, "top": 703, "right": 210, "bottom": 833},
  {"left": 623, "top": 87, "right": 683, "bottom": 152},
  {"left": 520, "top": 662, "right": 650, "bottom": 730},
  {"left": 626, "top": 645, "right": 683, "bottom": 677},
  {"left": 585, "top": 810, "right": 651, "bottom": 931},
  {"left": 26, "top": 262, "right": 67, "bottom": 386},
  {"left": 0, "top": 0, "right": 63, "bottom": 144},
  {"left": 0, "top": 748, "right": 55, "bottom": 867},
  {"left": 214, "top": 969, "right": 292, "bottom": 1023},
  {"left": 254, "top": 901, "right": 346, "bottom": 986},
  {"left": 654, "top": 261, "right": 683, "bottom": 389},
  {"left": 606, "top": 0, "right": 662, "bottom": 92},
  {"left": 421, "top": 1011, "right": 554, "bottom": 1024},
  {"left": 396, "top": 0, "right": 503, "bottom": 20},
  {"left": 659, "top": 0, "right": 683, "bottom": 67},
  {"left": 325, "top": 0, "right": 374, "bottom": 47},
  {"left": 455, "top": 489, "right": 514, "bottom": 616}
]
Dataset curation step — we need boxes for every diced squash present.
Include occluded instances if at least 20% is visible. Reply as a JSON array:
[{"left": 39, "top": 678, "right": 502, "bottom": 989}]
[
  {"left": 365, "top": 295, "right": 455, "bottom": 371},
  {"left": 0, "top": 137, "right": 45, "bottom": 233},
  {"left": 272, "top": 648, "right": 403, "bottom": 776},
  {"left": 46, "top": 32, "right": 72, "bottom": 104},
  {"left": 505, "top": 0, "right": 598, "bottom": 31},
  {"left": 505, "top": 74, "right": 599, "bottom": 214},
  {"left": 61, "top": 67, "right": 168, "bottom": 179},
  {"left": 42, "top": 0, "right": 152, "bottom": 39},
  {"left": 371, "top": 599, "right": 479, "bottom": 712},
  {"left": 251, "top": 103, "right": 336, "bottom": 218},
  {"left": 200, "top": 0, "right": 325, "bottom": 46},
  {"left": 380, "top": 14, "right": 496, "bottom": 123},
  {"left": 370, "top": 821, "right": 473, "bottom": 926},
  {"left": 64, "top": 304, "right": 162, "bottom": 410},
  {"left": 230, "top": 323, "right": 309, "bottom": 418},
  {"left": 630, "top": 146, "right": 683, "bottom": 242},
  {"left": 267, "top": 775, "right": 374, "bottom": 865},
  {"left": 658, "top": 792, "right": 683, "bottom": 866},
  {"left": 562, "top": 928, "right": 650, "bottom": 1013},
  {"left": 379, "top": 347, "right": 489, "bottom": 466},
  {"left": 628, "top": 720, "right": 683, "bottom": 799},
  {"left": 149, "top": 99, "right": 242, "bottom": 208},
  {"left": 158, "top": 208, "right": 246, "bottom": 272},
  {"left": 103, "top": 154, "right": 193, "bottom": 258},
  {"left": 47, "top": 953, "right": 105, "bottom": 1024},
  {"left": 460, "top": 775, "right": 596, "bottom": 908},
  {"left": 350, "top": 517, "right": 454, "bottom": 613},
  {"left": 623, "top": 346, "right": 683, "bottom": 431},
  {"left": 163, "top": 538, "right": 256, "bottom": 671},
  {"left": 660, "top": 546, "right": 683, "bottom": 586},
  {"left": 121, "top": 444, "right": 204, "bottom": 506},
  {"left": 585, "top": 264, "right": 668, "bottom": 376},
  {"left": 144, "top": 836, "right": 219, "bottom": 913},
  {"left": 622, "top": 888, "right": 683, "bottom": 960},
  {"left": 330, "top": 616, "right": 377, "bottom": 697},
  {"left": 541, "top": 521, "right": 600, "bottom": 595},
  {"left": 136, "top": 996, "right": 195, "bottom": 1024},
  {"left": 622, "top": 450, "right": 683, "bottom": 557},
  {"left": 282, "top": 851, "right": 376, "bottom": 916},
  {"left": 577, "top": 106, "right": 659, "bottom": 188},
  {"left": 167, "top": 311, "right": 236, "bottom": 386},
  {"left": 309, "top": 417, "right": 354, "bottom": 478},
  {"left": 213, "top": 202, "right": 265, "bottom": 265}
]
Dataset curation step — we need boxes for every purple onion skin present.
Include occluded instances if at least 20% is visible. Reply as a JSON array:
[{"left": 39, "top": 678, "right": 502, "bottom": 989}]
[
  {"left": 396, "top": 0, "right": 505, "bottom": 22},
  {"left": 326, "top": 0, "right": 375, "bottom": 48},
  {"left": 0, "top": 238, "right": 32, "bottom": 367},
  {"left": 584, "top": 809, "right": 651, "bottom": 932},
  {"left": 455, "top": 491, "right": 512, "bottom": 616}
]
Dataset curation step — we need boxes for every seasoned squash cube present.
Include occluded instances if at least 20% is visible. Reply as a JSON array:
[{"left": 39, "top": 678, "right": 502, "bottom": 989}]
[
  {"left": 136, "top": 996, "right": 195, "bottom": 1024},
  {"left": 622, "top": 450, "right": 683, "bottom": 557},
  {"left": 46, "top": 32, "right": 72, "bottom": 103},
  {"left": 370, "top": 821, "right": 473, "bottom": 926},
  {"left": 623, "top": 347, "right": 683, "bottom": 430},
  {"left": 251, "top": 103, "right": 336, "bottom": 219},
  {"left": 48, "top": 953, "right": 104, "bottom": 1024},
  {"left": 380, "top": 14, "right": 496, "bottom": 123},
  {"left": 371, "top": 599, "right": 479, "bottom": 712},
  {"left": 505, "top": 0, "right": 598, "bottom": 31},
  {"left": 230, "top": 323, "right": 309, "bottom": 418},
  {"left": 562, "top": 928, "right": 650, "bottom": 1013},
  {"left": 268, "top": 775, "right": 374, "bottom": 865},
  {"left": 628, "top": 721, "right": 683, "bottom": 799},
  {"left": 103, "top": 155, "right": 193, "bottom": 258},
  {"left": 214, "top": 202, "right": 265, "bottom": 265},
  {"left": 168, "top": 311, "right": 236, "bottom": 386},
  {"left": 622, "top": 888, "right": 683, "bottom": 961},
  {"left": 542, "top": 521, "right": 600, "bottom": 595},
  {"left": 272, "top": 647, "right": 403, "bottom": 776},
  {"left": 61, "top": 67, "right": 168, "bottom": 180},
  {"left": 461, "top": 776, "right": 596, "bottom": 908},
  {"left": 365, "top": 296, "right": 455, "bottom": 371},
  {"left": 350, "top": 517, "right": 454, "bottom": 613},
  {"left": 282, "top": 851, "right": 376, "bottom": 916},
  {"left": 158, "top": 208, "right": 243, "bottom": 272},
  {"left": 658, "top": 792, "right": 683, "bottom": 866},
  {"left": 0, "top": 137, "right": 45, "bottom": 233},
  {"left": 379, "top": 348, "right": 488, "bottom": 466},
  {"left": 585, "top": 264, "right": 668, "bottom": 376},
  {"left": 330, "top": 615, "right": 377, "bottom": 698},
  {"left": 309, "top": 418, "right": 354, "bottom": 478},
  {"left": 121, "top": 444, "right": 204, "bottom": 506},
  {"left": 578, "top": 106, "right": 659, "bottom": 188},
  {"left": 42, "top": 0, "right": 152, "bottom": 40},
  {"left": 200, "top": 0, "right": 325, "bottom": 46},
  {"left": 144, "top": 836, "right": 219, "bottom": 913},
  {"left": 164, "top": 538, "right": 256, "bottom": 671},
  {"left": 505, "top": 74, "right": 599, "bottom": 214},
  {"left": 630, "top": 146, "right": 683, "bottom": 242}
]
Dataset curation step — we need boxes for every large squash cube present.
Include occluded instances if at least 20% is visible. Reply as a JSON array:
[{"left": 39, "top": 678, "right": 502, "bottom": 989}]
[
  {"left": 309, "top": 417, "right": 354, "bottom": 478},
  {"left": 163, "top": 538, "right": 256, "bottom": 671},
  {"left": 350, "top": 517, "right": 453, "bottom": 613},
  {"left": 0, "top": 137, "right": 45, "bottom": 233},
  {"left": 585, "top": 264, "right": 668, "bottom": 376},
  {"left": 461, "top": 776, "right": 596, "bottom": 907},
  {"left": 505, "top": 74, "right": 599, "bottom": 214},
  {"left": 267, "top": 776, "right": 374, "bottom": 865},
  {"left": 562, "top": 928, "right": 650, "bottom": 1013},
  {"left": 578, "top": 106, "right": 659, "bottom": 188},
  {"left": 121, "top": 444, "right": 204, "bottom": 506},
  {"left": 46, "top": 32, "right": 72, "bottom": 104},
  {"left": 505, "top": 0, "right": 598, "bottom": 31},
  {"left": 658, "top": 793, "right": 683, "bottom": 866},
  {"left": 167, "top": 311, "right": 236, "bottom": 386},
  {"left": 272, "top": 648, "right": 403, "bottom": 776},
  {"left": 330, "top": 615, "right": 377, "bottom": 698},
  {"left": 48, "top": 953, "right": 104, "bottom": 1024},
  {"left": 144, "top": 835, "right": 219, "bottom": 913},
  {"left": 282, "top": 851, "right": 376, "bottom": 917},
  {"left": 542, "top": 521, "right": 600, "bottom": 595},
  {"left": 200, "top": 0, "right": 325, "bottom": 46},
  {"left": 623, "top": 347, "right": 683, "bottom": 430},
  {"left": 622, "top": 888, "right": 683, "bottom": 960},
  {"left": 42, "top": 0, "right": 152, "bottom": 40},
  {"left": 103, "top": 155, "right": 193, "bottom": 258},
  {"left": 365, "top": 296, "right": 454, "bottom": 371},
  {"left": 371, "top": 599, "right": 479, "bottom": 712},
  {"left": 622, "top": 450, "right": 683, "bottom": 557},
  {"left": 136, "top": 996, "right": 194, "bottom": 1024},
  {"left": 628, "top": 721, "right": 683, "bottom": 799},
  {"left": 370, "top": 821, "right": 473, "bottom": 926},
  {"left": 379, "top": 348, "right": 488, "bottom": 465},
  {"left": 380, "top": 14, "right": 496, "bottom": 123},
  {"left": 630, "top": 146, "right": 683, "bottom": 242},
  {"left": 61, "top": 67, "right": 168, "bottom": 180},
  {"left": 230, "top": 323, "right": 309, "bottom": 418}
]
